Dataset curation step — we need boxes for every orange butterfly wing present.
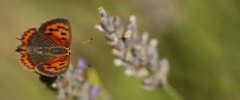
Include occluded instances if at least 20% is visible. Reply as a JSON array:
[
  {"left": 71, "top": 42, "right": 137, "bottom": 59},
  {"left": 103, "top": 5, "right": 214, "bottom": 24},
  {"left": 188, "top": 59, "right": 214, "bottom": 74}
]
[
  {"left": 35, "top": 55, "right": 70, "bottom": 77},
  {"left": 20, "top": 53, "right": 36, "bottom": 70},
  {"left": 17, "top": 28, "right": 37, "bottom": 51},
  {"left": 17, "top": 28, "right": 38, "bottom": 70},
  {"left": 38, "top": 18, "right": 71, "bottom": 47}
]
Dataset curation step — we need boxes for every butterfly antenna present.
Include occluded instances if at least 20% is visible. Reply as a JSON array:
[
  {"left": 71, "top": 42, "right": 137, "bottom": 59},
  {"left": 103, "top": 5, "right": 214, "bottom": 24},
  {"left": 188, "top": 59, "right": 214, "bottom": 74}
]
[
  {"left": 82, "top": 32, "right": 95, "bottom": 45},
  {"left": 83, "top": 37, "right": 94, "bottom": 45}
]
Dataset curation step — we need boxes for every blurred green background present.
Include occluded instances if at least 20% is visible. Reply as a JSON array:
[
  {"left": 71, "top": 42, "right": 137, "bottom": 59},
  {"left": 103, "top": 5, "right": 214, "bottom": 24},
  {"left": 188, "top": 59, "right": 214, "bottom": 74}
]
[{"left": 0, "top": 0, "right": 239, "bottom": 100}]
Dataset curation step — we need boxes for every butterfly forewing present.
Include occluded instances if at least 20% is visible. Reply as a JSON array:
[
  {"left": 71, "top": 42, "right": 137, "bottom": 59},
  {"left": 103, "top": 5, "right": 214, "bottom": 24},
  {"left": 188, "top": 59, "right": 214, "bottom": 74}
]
[
  {"left": 38, "top": 18, "right": 71, "bottom": 47},
  {"left": 19, "top": 28, "right": 38, "bottom": 50}
]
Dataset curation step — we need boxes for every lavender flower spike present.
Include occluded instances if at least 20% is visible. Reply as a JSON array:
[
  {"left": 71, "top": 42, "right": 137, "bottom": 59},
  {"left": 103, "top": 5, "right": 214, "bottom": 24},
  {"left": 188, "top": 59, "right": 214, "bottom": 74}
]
[
  {"left": 96, "top": 7, "right": 170, "bottom": 90},
  {"left": 55, "top": 59, "right": 109, "bottom": 100}
]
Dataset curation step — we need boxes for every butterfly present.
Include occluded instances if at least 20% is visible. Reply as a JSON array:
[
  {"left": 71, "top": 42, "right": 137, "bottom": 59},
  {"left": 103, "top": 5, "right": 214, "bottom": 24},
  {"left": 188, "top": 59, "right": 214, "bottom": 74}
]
[{"left": 16, "top": 18, "right": 71, "bottom": 77}]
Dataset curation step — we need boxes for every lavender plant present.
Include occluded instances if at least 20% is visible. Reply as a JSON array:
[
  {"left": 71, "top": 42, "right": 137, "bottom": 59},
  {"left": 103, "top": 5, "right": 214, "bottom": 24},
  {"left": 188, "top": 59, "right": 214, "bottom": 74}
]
[
  {"left": 95, "top": 7, "right": 170, "bottom": 90},
  {"left": 54, "top": 59, "right": 110, "bottom": 100}
]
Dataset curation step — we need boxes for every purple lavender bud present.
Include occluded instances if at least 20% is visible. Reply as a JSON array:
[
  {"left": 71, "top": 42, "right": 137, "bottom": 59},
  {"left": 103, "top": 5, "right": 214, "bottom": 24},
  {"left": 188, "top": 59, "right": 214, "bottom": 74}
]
[
  {"left": 91, "top": 86, "right": 100, "bottom": 100},
  {"left": 77, "top": 58, "right": 87, "bottom": 70}
]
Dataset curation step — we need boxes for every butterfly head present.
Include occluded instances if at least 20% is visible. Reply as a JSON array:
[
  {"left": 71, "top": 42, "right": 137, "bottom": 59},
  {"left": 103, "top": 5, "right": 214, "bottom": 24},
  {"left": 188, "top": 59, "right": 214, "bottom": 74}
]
[{"left": 16, "top": 46, "right": 26, "bottom": 53}]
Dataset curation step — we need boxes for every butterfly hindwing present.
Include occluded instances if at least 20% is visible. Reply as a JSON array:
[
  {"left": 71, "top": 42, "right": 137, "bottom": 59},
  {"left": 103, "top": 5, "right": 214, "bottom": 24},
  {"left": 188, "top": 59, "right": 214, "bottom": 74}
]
[
  {"left": 35, "top": 55, "right": 70, "bottom": 77},
  {"left": 38, "top": 18, "right": 71, "bottom": 47},
  {"left": 27, "top": 51, "right": 53, "bottom": 67},
  {"left": 28, "top": 30, "right": 57, "bottom": 47},
  {"left": 20, "top": 53, "right": 35, "bottom": 70}
]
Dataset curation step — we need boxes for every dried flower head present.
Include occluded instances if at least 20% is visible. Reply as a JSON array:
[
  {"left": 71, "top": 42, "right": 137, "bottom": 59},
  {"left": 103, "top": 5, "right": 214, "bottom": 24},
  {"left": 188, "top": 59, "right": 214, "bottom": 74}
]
[{"left": 96, "top": 7, "right": 170, "bottom": 90}]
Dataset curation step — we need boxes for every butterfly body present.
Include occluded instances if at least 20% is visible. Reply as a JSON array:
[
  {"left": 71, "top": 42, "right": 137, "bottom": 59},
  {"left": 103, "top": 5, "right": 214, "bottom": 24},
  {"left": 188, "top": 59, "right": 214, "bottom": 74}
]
[
  {"left": 26, "top": 46, "right": 70, "bottom": 56},
  {"left": 16, "top": 18, "right": 71, "bottom": 77}
]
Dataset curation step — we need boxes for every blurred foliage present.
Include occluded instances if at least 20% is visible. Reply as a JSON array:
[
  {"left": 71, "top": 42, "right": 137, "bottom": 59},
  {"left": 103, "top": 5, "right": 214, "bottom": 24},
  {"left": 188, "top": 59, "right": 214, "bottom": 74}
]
[{"left": 0, "top": 0, "right": 239, "bottom": 100}]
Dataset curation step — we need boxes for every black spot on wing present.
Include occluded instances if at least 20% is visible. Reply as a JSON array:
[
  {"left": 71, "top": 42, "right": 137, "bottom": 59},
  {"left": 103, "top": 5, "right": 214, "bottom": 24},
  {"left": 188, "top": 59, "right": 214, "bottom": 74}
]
[
  {"left": 61, "top": 38, "right": 67, "bottom": 40},
  {"left": 59, "top": 63, "right": 65, "bottom": 66},
  {"left": 60, "top": 32, "right": 67, "bottom": 36},
  {"left": 46, "top": 33, "right": 53, "bottom": 36}
]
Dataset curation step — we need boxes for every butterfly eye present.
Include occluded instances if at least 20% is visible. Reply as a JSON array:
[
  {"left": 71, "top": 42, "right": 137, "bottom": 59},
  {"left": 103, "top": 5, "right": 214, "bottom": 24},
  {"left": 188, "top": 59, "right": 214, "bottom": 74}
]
[{"left": 50, "top": 47, "right": 66, "bottom": 55}]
